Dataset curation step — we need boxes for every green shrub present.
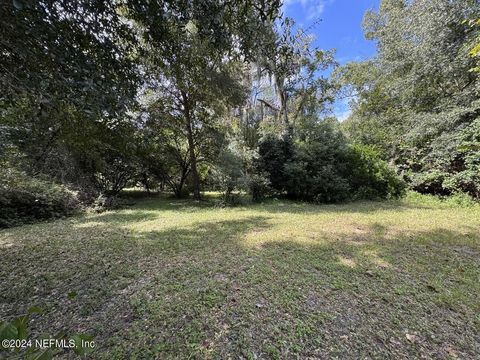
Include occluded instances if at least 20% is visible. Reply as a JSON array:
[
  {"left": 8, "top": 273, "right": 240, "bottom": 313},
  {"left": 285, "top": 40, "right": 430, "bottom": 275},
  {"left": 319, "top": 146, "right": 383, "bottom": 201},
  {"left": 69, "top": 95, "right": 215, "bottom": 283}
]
[
  {"left": 401, "top": 118, "right": 480, "bottom": 199},
  {"left": 256, "top": 133, "right": 294, "bottom": 194},
  {"left": 248, "top": 173, "right": 272, "bottom": 202},
  {"left": 442, "top": 118, "right": 480, "bottom": 199},
  {"left": 284, "top": 158, "right": 352, "bottom": 203},
  {"left": 209, "top": 144, "right": 248, "bottom": 204},
  {"left": 348, "top": 144, "right": 406, "bottom": 200},
  {"left": 443, "top": 170, "right": 480, "bottom": 199},
  {"left": 257, "top": 121, "right": 353, "bottom": 203},
  {"left": 256, "top": 121, "right": 405, "bottom": 203},
  {"left": 0, "top": 169, "right": 79, "bottom": 228},
  {"left": 409, "top": 170, "right": 449, "bottom": 196}
]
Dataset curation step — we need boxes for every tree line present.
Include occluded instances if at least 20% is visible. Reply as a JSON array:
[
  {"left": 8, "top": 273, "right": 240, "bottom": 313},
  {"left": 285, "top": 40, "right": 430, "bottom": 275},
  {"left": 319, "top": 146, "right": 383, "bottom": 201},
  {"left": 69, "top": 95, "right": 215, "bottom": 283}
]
[
  {"left": 338, "top": 0, "right": 480, "bottom": 199},
  {"left": 0, "top": 0, "right": 478, "bottom": 227}
]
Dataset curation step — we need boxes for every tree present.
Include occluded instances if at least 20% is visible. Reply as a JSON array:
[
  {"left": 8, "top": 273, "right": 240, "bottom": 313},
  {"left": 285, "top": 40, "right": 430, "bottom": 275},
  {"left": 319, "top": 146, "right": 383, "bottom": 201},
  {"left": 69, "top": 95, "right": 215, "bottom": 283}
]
[
  {"left": 465, "top": 18, "right": 480, "bottom": 74},
  {"left": 130, "top": 1, "right": 279, "bottom": 199},
  {"left": 140, "top": 36, "right": 245, "bottom": 199},
  {"left": 337, "top": 0, "right": 480, "bottom": 197},
  {"left": 256, "top": 118, "right": 404, "bottom": 202},
  {"left": 254, "top": 18, "right": 336, "bottom": 130},
  {"left": 1, "top": 0, "right": 138, "bottom": 118},
  {"left": 1, "top": 0, "right": 281, "bottom": 201},
  {"left": 1, "top": 0, "right": 140, "bottom": 204}
]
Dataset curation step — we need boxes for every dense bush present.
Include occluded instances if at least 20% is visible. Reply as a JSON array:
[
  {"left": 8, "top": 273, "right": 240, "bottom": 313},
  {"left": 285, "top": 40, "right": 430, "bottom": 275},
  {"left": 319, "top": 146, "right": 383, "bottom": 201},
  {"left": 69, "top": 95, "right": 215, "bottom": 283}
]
[
  {"left": 403, "top": 118, "right": 480, "bottom": 199},
  {"left": 248, "top": 173, "right": 272, "bottom": 202},
  {"left": 209, "top": 140, "right": 273, "bottom": 204},
  {"left": 0, "top": 169, "right": 79, "bottom": 228},
  {"left": 348, "top": 144, "right": 406, "bottom": 200},
  {"left": 282, "top": 125, "right": 352, "bottom": 202},
  {"left": 409, "top": 170, "right": 448, "bottom": 196},
  {"left": 444, "top": 118, "right": 480, "bottom": 199},
  {"left": 256, "top": 120, "right": 405, "bottom": 203},
  {"left": 257, "top": 134, "right": 295, "bottom": 193}
]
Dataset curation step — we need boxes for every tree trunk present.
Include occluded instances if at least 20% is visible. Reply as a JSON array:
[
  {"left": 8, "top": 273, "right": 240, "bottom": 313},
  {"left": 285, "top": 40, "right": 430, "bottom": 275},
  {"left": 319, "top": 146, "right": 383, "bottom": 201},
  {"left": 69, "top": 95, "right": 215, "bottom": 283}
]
[
  {"left": 142, "top": 172, "right": 151, "bottom": 194},
  {"left": 174, "top": 168, "right": 189, "bottom": 198},
  {"left": 275, "top": 75, "right": 289, "bottom": 127},
  {"left": 181, "top": 91, "right": 201, "bottom": 200},
  {"left": 186, "top": 119, "right": 201, "bottom": 200}
]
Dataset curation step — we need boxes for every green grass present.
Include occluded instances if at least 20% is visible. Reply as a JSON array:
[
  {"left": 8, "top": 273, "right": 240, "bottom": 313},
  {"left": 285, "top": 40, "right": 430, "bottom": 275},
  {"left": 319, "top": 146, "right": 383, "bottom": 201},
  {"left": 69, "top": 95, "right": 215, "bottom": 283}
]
[{"left": 1, "top": 193, "right": 479, "bottom": 359}]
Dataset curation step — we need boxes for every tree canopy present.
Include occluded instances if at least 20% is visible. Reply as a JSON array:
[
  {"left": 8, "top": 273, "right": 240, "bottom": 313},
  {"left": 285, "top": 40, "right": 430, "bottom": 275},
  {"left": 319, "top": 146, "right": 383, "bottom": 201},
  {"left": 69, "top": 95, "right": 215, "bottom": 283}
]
[
  {"left": 1, "top": 0, "right": 479, "bottom": 227},
  {"left": 338, "top": 0, "right": 480, "bottom": 198}
]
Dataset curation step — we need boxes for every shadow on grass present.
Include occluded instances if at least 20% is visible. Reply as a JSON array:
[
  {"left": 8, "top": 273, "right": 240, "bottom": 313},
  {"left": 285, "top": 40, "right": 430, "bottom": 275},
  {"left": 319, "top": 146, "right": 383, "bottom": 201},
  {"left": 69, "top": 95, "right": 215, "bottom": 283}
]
[
  {"left": 122, "top": 192, "right": 449, "bottom": 216},
  {"left": 119, "top": 200, "right": 384, "bottom": 217},
  {"left": 0, "top": 203, "right": 479, "bottom": 359},
  {"left": 79, "top": 210, "right": 161, "bottom": 225}
]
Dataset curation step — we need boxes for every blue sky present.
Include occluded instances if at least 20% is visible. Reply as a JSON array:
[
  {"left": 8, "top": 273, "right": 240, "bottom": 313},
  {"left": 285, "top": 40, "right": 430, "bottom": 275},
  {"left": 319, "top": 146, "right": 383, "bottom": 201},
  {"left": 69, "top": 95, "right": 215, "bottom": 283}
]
[{"left": 282, "top": 0, "right": 380, "bottom": 120}]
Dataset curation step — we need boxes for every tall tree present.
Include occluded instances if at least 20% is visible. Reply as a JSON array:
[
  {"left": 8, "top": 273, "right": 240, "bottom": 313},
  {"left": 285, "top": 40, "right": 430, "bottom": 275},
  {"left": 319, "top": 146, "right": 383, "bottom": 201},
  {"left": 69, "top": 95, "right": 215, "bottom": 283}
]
[
  {"left": 129, "top": 0, "right": 280, "bottom": 199},
  {"left": 1, "top": 0, "right": 138, "bottom": 114},
  {"left": 254, "top": 18, "right": 336, "bottom": 131},
  {"left": 337, "top": 0, "right": 480, "bottom": 197},
  {"left": 1, "top": 0, "right": 140, "bottom": 197}
]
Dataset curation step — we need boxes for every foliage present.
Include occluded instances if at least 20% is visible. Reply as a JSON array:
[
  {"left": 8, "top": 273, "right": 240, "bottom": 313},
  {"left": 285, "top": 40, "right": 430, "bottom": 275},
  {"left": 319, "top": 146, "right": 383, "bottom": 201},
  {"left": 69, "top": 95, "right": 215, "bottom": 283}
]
[
  {"left": 1, "top": 0, "right": 138, "bottom": 113},
  {"left": 348, "top": 144, "right": 406, "bottom": 200},
  {"left": 464, "top": 18, "right": 480, "bottom": 73},
  {"left": 2, "top": 0, "right": 480, "bottom": 357},
  {"left": 283, "top": 120, "right": 352, "bottom": 202},
  {"left": 1, "top": 0, "right": 283, "bottom": 223},
  {"left": 0, "top": 168, "right": 79, "bottom": 228},
  {"left": 337, "top": 0, "right": 480, "bottom": 199},
  {"left": 139, "top": 81, "right": 227, "bottom": 198},
  {"left": 443, "top": 117, "right": 480, "bottom": 198},
  {"left": 256, "top": 133, "right": 295, "bottom": 193},
  {"left": 0, "top": 306, "right": 55, "bottom": 359},
  {"left": 257, "top": 119, "right": 405, "bottom": 203},
  {"left": 248, "top": 173, "right": 272, "bottom": 202},
  {"left": 253, "top": 17, "right": 337, "bottom": 129},
  {"left": 129, "top": 0, "right": 280, "bottom": 200},
  {"left": 0, "top": 305, "right": 94, "bottom": 358},
  {"left": 5, "top": 0, "right": 477, "bottom": 228},
  {"left": 210, "top": 143, "right": 249, "bottom": 204}
]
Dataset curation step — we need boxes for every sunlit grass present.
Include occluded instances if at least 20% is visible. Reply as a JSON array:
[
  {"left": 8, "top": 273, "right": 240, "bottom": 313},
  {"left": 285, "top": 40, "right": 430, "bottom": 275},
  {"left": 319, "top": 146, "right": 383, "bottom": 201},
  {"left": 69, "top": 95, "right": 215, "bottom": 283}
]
[{"left": 1, "top": 193, "right": 479, "bottom": 359}]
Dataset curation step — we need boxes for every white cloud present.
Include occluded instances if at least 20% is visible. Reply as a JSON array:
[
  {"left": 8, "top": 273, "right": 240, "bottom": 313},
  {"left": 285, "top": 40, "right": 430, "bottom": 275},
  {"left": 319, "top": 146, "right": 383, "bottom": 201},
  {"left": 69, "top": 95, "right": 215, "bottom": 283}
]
[
  {"left": 307, "top": 3, "right": 326, "bottom": 20},
  {"left": 335, "top": 109, "right": 352, "bottom": 122},
  {"left": 282, "top": 0, "right": 334, "bottom": 20},
  {"left": 333, "top": 96, "right": 354, "bottom": 122}
]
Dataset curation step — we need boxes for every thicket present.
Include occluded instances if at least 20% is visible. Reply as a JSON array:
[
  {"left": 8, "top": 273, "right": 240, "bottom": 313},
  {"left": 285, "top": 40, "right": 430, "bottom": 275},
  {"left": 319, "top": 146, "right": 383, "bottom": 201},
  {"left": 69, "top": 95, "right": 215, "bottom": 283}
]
[
  {"left": 337, "top": 0, "right": 480, "bottom": 200},
  {"left": 0, "top": 169, "right": 79, "bottom": 227},
  {"left": 255, "top": 121, "right": 405, "bottom": 203},
  {"left": 1, "top": 0, "right": 477, "bottom": 227}
]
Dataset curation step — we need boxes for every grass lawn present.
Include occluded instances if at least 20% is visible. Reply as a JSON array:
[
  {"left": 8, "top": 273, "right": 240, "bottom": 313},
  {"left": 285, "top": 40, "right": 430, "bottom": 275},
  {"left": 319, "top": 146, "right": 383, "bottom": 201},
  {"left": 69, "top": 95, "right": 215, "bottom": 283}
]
[{"left": 1, "top": 193, "right": 479, "bottom": 359}]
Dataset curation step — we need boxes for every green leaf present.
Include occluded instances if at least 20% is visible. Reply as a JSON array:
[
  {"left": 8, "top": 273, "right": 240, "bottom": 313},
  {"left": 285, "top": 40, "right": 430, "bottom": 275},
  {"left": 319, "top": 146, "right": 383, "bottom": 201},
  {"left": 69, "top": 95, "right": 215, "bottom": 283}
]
[
  {"left": 185, "top": 20, "right": 198, "bottom": 35},
  {"left": 72, "top": 334, "right": 95, "bottom": 356},
  {"left": 0, "top": 321, "right": 18, "bottom": 342},
  {"left": 12, "top": 0, "right": 23, "bottom": 10},
  {"left": 28, "top": 306, "right": 44, "bottom": 315},
  {"left": 13, "top": 315, "right": 29, "bottom": 340},
  {"left": 469, "top": 43, "right": 480, "bottom": 57},
  {"left": 67, "top": 291, "right": 77, "bottom": 299}
]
